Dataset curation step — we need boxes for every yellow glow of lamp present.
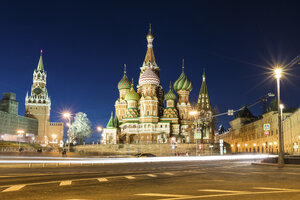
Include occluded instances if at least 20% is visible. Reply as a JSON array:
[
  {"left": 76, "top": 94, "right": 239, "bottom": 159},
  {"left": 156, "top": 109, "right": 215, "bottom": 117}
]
[
  {"left": 189, "top": 110, "right": 198, "bottom": 116},
  {"left": 63, "top": 112, "right": 71, "bottom": 118},
  {"left": 97, "top": 126, "right": 103, "bottom": 132},
  {"left": 274, "top": 68, "right": 282, "bottom": 79}
]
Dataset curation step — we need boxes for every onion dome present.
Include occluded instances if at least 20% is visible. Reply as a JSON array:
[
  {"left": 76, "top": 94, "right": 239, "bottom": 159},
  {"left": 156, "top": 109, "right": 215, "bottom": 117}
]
[
  {"left": 164, "top": 82, "right": 177, "bottom": 101},
  {"left": 146, "top": 24, "right": 154, "bottom": 40},
  {"left": 139, "top": 65, "right": 160, "bottom": 86},
  {"left": 125, "top": 81, "right": 140, "bottom": 101},
  {"left": 173, "top": 59, "right": 193, "bottom": 91},
  {"left": 118, "top": 64, "right": 131, "bottom": 90}
]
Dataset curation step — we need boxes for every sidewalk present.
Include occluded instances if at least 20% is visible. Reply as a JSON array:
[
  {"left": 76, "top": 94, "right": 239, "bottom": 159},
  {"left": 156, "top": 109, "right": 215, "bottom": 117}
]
[{"left": 252, "top": 162, "right": 300, "bottom": 168}]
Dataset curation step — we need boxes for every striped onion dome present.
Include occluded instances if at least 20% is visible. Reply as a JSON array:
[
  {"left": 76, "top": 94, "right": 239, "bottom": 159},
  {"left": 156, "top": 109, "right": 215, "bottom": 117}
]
[
  {"left": 139, "top": 66, "right": 160, "bottom": 86},
  {"left": 164, "top": 83, "right": 177, "bottom": 101},
  {"left": 173, "top": 64, "right": 193, "bottom": 91},
  {"left": 118, "top": 74, "right": 131, "bottom": 90},
  {"left": 118, "top": 65, "right": 131, "bottom": 90},
  {"left": 125, "top": 86, "right": 140, "bottom": 101}
]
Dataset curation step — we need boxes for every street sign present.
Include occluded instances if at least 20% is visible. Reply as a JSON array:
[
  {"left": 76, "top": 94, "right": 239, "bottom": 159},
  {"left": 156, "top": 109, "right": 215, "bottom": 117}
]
[
  {"left": 264, "top": 123, "right": 270, "bottom": 131},
  {"left": 227, "top": 110, "right": 234, "bottom": 116},
  {"left": 264, "top": 131, "right": 269, "bottom": 135},
  {"left": 194, "top": 133, "right": 201, "bottom": 139}
]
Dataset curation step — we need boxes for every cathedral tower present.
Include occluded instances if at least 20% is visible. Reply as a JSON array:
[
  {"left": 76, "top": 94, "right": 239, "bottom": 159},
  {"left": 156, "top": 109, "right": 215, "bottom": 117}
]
[
  {"left": 138, "top": 25, "right": 164, "bottom": 116},
  {"left": 173, "top": 60, "right": 193, "bottom": 122},
  {"left": 196, "top": 70, "right": 213, "bottom": 143},
  {"left": 124, "top": 80, "right": 140, "bottom": 120},
  {"left": 138, "top": 65, "right": 160, "bottom": 123},
  {"left": 25, "top": 50, "right": 51, "bottom": 140},
  {"left": 115, "top": 65, "right": 131, "bottom": 120}
]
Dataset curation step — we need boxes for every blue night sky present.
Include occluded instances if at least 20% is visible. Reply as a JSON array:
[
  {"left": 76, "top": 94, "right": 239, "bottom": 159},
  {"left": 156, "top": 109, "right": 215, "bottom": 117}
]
[{"left": 1, "top": 1, "right": 300, "bottom": 141}]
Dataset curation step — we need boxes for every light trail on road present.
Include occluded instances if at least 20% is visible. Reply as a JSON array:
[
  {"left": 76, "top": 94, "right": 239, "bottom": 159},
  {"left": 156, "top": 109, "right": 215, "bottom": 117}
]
[{"left": 0, "top": 154, "right": 276, "bottom": 164}]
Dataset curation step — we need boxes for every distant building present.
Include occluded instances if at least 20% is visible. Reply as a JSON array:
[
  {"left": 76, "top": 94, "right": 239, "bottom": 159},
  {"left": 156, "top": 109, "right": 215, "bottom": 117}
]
[
  {"left": 25, "top": 51, "right": 64, "bottom": 145},
  {"left": 283, "top": 108, "right": 300, "bottom": 154},
  {"left": 215, "top": 100, "right": 294, "bottom": 154},
  {"left": 102, "top": 26, "right": 214, "bottom": 144},
  {"left": 0, "top": 92, "right": 38, "bottom": 142}
]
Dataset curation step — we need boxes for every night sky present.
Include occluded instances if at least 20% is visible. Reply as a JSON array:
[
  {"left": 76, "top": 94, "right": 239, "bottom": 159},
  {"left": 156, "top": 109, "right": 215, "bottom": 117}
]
[{"left": 1, "top": 1, "right": 300, "bottom": 141}]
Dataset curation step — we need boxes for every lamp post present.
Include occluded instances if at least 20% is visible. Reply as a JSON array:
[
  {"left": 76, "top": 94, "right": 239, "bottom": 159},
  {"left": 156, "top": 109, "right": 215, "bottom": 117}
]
[
  {"left": 63, "top": 112, "right": 71, "bottom": 152},
  {"left": 275, "top": 68, "right": 284, "bottom": 167}
]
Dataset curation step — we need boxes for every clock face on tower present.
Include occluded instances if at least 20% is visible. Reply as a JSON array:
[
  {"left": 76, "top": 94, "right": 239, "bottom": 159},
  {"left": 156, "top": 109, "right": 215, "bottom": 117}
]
[{"left": 33, "top": 87, "right": 43, "bottom": 95}]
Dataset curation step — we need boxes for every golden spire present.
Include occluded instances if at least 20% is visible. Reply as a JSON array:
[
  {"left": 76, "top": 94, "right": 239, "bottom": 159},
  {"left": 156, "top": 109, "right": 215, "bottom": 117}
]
[
  {"left": 146, "top": 24, "right": 154, "bottom": 40},
  {"left": 144, "top": 24, "right": 156, "bottom": 64},
  {"left": 124, "top": 64, "right": 126, "bottom": 75},
  {"left": 182, "top": 59, "right": 185, "bottom": 70}
]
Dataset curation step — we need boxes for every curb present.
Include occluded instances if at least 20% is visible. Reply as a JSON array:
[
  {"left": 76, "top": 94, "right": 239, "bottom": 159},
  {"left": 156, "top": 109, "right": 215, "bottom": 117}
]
[{"left": 252, "top": 162, "right": 300, "bottom": 168}]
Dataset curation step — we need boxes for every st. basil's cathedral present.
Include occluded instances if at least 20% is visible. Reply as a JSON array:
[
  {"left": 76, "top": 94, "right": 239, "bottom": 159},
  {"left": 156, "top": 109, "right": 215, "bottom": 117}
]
[{"left": 102, "top": 26, "right": 213, "bottom": 144}]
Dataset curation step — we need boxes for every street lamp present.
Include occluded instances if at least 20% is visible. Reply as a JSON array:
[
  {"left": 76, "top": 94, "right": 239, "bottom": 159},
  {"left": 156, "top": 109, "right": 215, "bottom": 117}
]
[
  {"left": 274, "top": 68, "right": 284, "bottom": 167},
  {"left": 63, "top": 112, "right": 72, "bottom": 152},
  {"left": 97, "top": 126, "right": 102, "bottom": 132}
]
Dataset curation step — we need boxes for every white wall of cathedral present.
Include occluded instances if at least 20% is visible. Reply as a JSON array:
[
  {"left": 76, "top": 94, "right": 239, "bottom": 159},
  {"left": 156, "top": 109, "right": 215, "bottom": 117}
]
[
  {"left": 128, "top": 100, "right": 137, "bottom": 108},
  {"left": 141, "top": 85, "right": 157, "bottom": 97},
  {"left": 101, "top": 129, "right": 118, "bottom": 144},
  {"left": 177, "top": 104, "right": 191, "bottom": 120},
  {"left": 177, "top": 90, "right": 190, "bottom": 104},
  {"left": 121, "top": 122, "right": 170, "bottom": 135},
  {"left": 119, "top": 89, "right": 129, "bottom": 99},
  {"left": 139, "top": 99, "right": 158, "bottom": 117},
  {"left": 166, "top": 100, "right": 175, "bottom": 108},
  {"left": 115, "top": 99, "right": 128, "bottom": 120}
]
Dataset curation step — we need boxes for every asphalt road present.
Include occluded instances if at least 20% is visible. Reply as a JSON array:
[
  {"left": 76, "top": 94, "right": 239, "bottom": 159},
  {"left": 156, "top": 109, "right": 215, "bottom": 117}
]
[{"left": 0, "top": 159, "right": 300, "bottom": 200}]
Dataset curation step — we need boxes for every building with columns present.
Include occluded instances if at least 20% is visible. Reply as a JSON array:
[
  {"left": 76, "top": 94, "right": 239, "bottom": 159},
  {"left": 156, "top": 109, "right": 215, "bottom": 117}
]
[
  {"left": 102, "top": 26, "right": 214, "bottom": 144},
  {"left": 25, "top": 51, "right": 64, "bottom": 145}
]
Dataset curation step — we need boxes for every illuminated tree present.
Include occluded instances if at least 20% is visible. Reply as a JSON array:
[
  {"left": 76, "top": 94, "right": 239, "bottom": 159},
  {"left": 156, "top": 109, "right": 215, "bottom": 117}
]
[{"left": 70, "top": 112, "right": 92, "bottom": 144}]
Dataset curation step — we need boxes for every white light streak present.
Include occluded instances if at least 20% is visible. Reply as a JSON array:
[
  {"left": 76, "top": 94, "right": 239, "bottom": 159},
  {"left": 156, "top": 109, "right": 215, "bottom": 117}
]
[{"left": 0, "top": 154, "right": 277, "bottom": 165}]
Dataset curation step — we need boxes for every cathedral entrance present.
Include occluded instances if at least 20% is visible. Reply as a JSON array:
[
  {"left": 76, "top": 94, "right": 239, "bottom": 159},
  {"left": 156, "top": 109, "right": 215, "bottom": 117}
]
[{"left": 129, "top": 134, "right": 139, "bottom": 144}]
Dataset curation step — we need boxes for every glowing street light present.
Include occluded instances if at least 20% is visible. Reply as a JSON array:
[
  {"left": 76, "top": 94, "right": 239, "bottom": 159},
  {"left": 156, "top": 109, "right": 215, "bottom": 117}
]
[
  {"left": 63, "top": 112, "right": 72, "bottom": 151},
  {"left": 189, "top": 110, "right": 198, "bottom": 116},
  {"left": 97, "top": 126, "right": 103, "bottom": 132},
  {"left": 274, "top": 67, "right": 284, "bottom": 167}
]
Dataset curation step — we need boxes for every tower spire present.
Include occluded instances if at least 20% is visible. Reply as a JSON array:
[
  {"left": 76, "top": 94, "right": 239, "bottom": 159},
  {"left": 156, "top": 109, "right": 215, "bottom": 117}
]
[
  {"left": 144, "top": 24, "right": 156, "bottom": 64},
  {"left": 37, "top": 49, "right": 44, "bottom": 72},
  {"left": 124, "top": 64, "right": 127, "bottom": 75},
  {"left": 182, "top": 59, "right": 185, "bottom": 70},
  {"left": 203, "top": 68, "right": 206, "bottom": 81}
]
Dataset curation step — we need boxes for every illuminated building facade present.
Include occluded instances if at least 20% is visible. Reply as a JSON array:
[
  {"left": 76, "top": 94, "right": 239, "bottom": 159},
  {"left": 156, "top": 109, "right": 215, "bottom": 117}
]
[
  {"left": 102, "top": 27, "right": 214, "bottom": 144},
  {"left": 25, "top": 51, "right": 64, "bottom": 145}
]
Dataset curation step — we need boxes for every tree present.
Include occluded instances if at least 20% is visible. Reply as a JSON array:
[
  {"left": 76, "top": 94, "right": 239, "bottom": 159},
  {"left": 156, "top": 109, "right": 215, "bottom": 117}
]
[{"left": 70, "top": 112, "right": 92, "bottom": 144}]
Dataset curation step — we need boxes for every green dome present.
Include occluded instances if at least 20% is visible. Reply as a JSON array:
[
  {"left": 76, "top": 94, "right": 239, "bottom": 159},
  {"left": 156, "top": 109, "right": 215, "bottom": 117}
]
[
  {"left": 118, "top": 74, "right": 131, "bottom": 90},
  {"left": 164, "top": 84, "right": 177, "bottom": 101},
  {"left": 173, "top": 65, "right": 193, "bottom": 91},
  {"left": 125, "top": 87, "right": 140, "bottom": 101}
]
